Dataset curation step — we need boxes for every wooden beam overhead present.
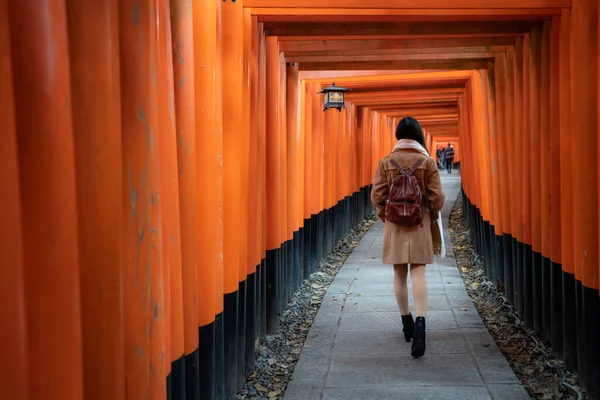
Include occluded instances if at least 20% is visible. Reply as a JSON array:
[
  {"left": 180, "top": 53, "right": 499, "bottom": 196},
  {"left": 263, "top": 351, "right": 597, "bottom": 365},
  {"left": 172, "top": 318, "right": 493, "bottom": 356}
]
[
  {"left": 264, "top": 21, "right": 538, "bottom": 37},
  {"left": 244, "top": 1, "right": 571, "bottom": 9},
  {"left": 298, "top": 59, "right": 490, "bottom": 71},
  {"left": 280, "top": 37, "right": 516, "bottom": 52},
  {"left": 253, "top": 8, "right": 561, "bottom": 22},
  {"left": 285, "top": 45, "right": 509, "bottom": 59},
  {"left": 289, "top": 51, "right": 498, "bottom": 63}
]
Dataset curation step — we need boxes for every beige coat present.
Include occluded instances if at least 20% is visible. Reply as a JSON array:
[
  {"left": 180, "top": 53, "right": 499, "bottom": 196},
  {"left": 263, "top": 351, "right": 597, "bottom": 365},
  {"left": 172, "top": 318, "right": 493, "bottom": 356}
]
[{"left": 371, "top": 149, "right": 445, "bottom": 265}]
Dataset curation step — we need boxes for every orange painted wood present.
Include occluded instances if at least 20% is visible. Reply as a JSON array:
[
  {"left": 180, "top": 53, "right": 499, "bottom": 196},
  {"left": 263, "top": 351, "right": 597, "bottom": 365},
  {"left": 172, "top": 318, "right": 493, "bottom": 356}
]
[
  {"left": 8, "top": 0, "right": 84, "bottom": 398},
  {"left": 171, "top": 0, "right": 197, "bottom": 355},
  {"left": 247, "top": 11, "right": 260, "bottom": 269},
  {"left": 222, "top": 0, "right": 244, "bottom": 291},
  {"left": 264, "top": 21, "right": 534, "bottom": 37},
  {"left": 266, "top": 36, "right": 282, "bottom": 250},
  {"left": 65, "top": 1, "right": 125, "bottom": 397},
  {"left": 288, "top": 51, "right": 496, "bottom": 63},
  {"left": 194, "top": 0, "right": 221, "bottom": 322},
  {"left": 539, "top": 22, "right": 552, "bottom": 260},
  {"left": 287, "top": 63, "right": 301, "bottom": 232},
  {"left": 303, "top": 83, "right": 314, "bottom": 218},
  {"left": 298, "top": 60, "right": 490, "bottom": 71},
  {"left": 244, "top": 1, "right": 571, "bottom": 9},
  {"left": 215, "top": 0, "right": 225, "bottom": 307},
  {"left": 149, "top": 2, "right": 168, "bottom": 395},
  {"left": 549, "top": 16, "right": 561, "bottom": 264},
  {"left": 529, "top": 28, "right": 542, "bottom": 254},
  {"left": 278, "top": 49, "right": 290, "bottom": 241},
  {"left": 119, "top": 0, "right": 159, "bottom": 395},
  {"left": 0, "top": 1, "right": 28, "bottom": 396},
  {"left": 485, "top": 66, "right": 504, "bottom": 235},
  {"left": 281, "top": 37, "right": 516, "bottom": 52},
  {"left": 297, "top": 80, "right": 307, "bottom": 226},
  {"left": 254, "top": 8, "right": 560, "bottom": 22},
  {"left": 521, "top": 34, "right": 532, "bottom": 246},
  {"left": 512, "top": 38, "right": 525, "bottom": 243},
  {"left": 258, "top": 22, "right": 268, "bottom": 260},
  {"left": 570, "top": 0, "right": 598, "bottom": 289},
  {"left": 494, "top": 53, "right": 514, "bottom": 236}
]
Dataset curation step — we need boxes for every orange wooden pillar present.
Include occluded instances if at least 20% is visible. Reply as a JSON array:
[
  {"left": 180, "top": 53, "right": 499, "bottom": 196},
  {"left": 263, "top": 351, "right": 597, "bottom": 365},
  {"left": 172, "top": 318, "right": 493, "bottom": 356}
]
[
  {"left": 221, "top": 0, "right": 244, "bottom": 395},
  {"left": 570, "top": 0, "right": 599, "bottom": 390},
  {"left": 65, "top": 2, "right": 125, "bottom": 399},
  {"left": 495, "top": 51, "right": 516, "bottom": 307},
  {"left": 193, "top": 0, "right": 222, "bottom": 397},
  {"left": 485, "top": 66, "right": 505, "bottom": 287},
  {"left": 265, "top": 35, "right": 282, "bottom": 334},
  {"left": 8, "top": 0, "right": 84, "bottom": 398},
  {"left": 520, "top": 33, "right": 534, "bottom": 329},
  {"left": 302, "top": 82, "right": 314, "bottom": 276},
  {"left": 527, "top": 27, "right": 543, "bottom": 336},
  {"left": 286, "top": 62, "right": 301, "bottom": 290},
  {"left": 0, "top": 2, "right": 28, "bottom": 397},
  {"left": 548, "top": 14, "right": 564, "bottom": 357},
  {"left": 244, "top": 8, "right": 260, "bottom": 380},
  {"left": 157, "top": 0, "right": 182, "bottom": 395},
  {"left": 169, "top": 0, "right": 199, "bottom": 398},
  {"left": 538, "top": 21, "right": 553, "bottom": 343},
  {"left": 118, "top": 1, "right": 167, "bottom": 398}
]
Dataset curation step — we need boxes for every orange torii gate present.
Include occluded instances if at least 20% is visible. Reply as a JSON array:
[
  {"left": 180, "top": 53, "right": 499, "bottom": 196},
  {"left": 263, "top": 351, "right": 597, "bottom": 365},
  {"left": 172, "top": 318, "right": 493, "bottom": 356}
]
[{"left": 3, "top": 0, "right": 600, "bottom": 400}]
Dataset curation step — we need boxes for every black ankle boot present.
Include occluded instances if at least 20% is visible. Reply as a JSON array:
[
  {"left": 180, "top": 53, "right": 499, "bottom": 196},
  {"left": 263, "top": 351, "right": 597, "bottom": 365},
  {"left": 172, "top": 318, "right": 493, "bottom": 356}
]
[
  {"left": 411, "top": 316, "right": 426, "bottom": 358},
  {"left": 401, "top": 313, "right": 414, "bottom": 342}
]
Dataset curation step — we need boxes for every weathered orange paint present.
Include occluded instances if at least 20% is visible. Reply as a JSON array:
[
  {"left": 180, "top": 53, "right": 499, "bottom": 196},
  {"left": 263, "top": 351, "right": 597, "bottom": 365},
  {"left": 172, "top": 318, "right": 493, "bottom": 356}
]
[
  {"left": 247, "top": 11, "right": 260, "bottom": 269},
  {"left": 170, "top": 0, "right": 197, "bottom": 357},
  {"left": 287, "top": 63, "right": 300, "bottom": 234},
  {"left": 521, "top": 34, "right": 532, "bottom": 246},
  {"left": 539, "top": 22, "right": 552, "bottom": 261},
  {"left": 549, "top": 16, "right": 561, "bottom": 265},
  {"left": 65, "top": 1, "right": 125, "bottom": 397},
  {"left": 570, "top": 0, "right": 598, "bottom": 289},
  {"left": 278, "top": 49, "right": 290, "bottom": 242},
  {"left": 0, "top": 1, "right": 28, "bottom": 396},
  {"left": 485, "top": 66, "right": 503, "bottom": 236},
  {"left": 8, "top": 0, "right": 84, "bottom": 398},
  {"left": 222, "top": 0, "right": 244, "bottom": 291},
  {"left": 266, "top": 36, "right": 282, "bottom": 250},
  {"left": 149, "top": 1, "right": 168, "bottom": 395},
  {"left": 194, "top": 0, "right": 220, "bottom": 323},
  {"left": 495, "top": 52, "right": 513, "bottom": 236},
  {"left": 529, "top": 28, "right": 542, "bottom": 255},
  {"left": 512, "top": 38, "right": 525, "bottom": 244}
]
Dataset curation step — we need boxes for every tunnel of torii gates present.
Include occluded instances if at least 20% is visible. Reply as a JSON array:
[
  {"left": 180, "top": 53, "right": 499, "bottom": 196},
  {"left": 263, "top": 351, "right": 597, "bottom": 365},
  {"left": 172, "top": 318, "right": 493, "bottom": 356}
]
[{"left": 2, "top": 0, "right": 600, "bottom": 399}]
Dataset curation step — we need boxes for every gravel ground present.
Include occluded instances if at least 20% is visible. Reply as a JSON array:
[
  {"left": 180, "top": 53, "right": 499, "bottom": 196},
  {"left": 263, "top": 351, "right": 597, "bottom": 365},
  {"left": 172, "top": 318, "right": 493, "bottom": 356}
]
[
  {"left": 237, "top": 214, "right": 378, "bottom": 400},
  {"left": 449, "top": 193, "right": 586, "bottom": 400}
]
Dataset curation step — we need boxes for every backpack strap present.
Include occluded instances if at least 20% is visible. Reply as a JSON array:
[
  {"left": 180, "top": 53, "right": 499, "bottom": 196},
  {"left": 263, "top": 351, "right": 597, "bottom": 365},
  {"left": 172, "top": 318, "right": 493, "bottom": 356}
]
[
  {"left": 389, "top": 157, "right": 425, "bottom": 175},
  {"left": 410, "top": 158, "right": 425, "bottom": 173},
  {"left": 389, "top": 158, "right": 403, "bottom": 172}
]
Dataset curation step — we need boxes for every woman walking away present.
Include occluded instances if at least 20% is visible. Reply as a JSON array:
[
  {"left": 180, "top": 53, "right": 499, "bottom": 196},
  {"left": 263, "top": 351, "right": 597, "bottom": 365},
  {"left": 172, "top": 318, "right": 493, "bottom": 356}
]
[{"left": 370, "top": 117, "right": 445, "bottom": 358}]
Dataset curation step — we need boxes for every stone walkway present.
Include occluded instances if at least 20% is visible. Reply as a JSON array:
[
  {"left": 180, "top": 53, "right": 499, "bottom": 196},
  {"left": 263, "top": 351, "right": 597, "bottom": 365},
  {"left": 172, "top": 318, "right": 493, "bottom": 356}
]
[{"left": 285, "top": 173, "right": 530, "bottom": 400}]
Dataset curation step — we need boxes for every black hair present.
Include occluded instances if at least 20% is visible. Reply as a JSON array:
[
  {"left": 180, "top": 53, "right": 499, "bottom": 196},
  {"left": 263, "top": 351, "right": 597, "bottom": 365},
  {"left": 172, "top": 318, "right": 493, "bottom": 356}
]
[{"left": 395, "top": 117, "right": 426, "bottom": 148}]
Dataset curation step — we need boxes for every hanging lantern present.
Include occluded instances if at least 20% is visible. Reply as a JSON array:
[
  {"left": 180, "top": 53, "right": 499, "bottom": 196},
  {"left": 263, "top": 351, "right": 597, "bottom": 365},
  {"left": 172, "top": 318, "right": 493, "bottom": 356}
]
[{"left": 317, "top": 82, "right": 350, "bottom": 112}]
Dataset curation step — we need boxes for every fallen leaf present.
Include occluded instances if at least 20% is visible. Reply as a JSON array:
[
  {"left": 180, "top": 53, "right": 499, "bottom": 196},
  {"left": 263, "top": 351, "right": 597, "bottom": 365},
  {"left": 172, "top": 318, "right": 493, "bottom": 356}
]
[
  {"left": 268, "top": 390, "right": 282, "bottom": 398},
  {"left": 254, "top": 383, "right": 268, "bottom": 392},
  {"left": 290, "top": 348, "right": 301, "bottom": 355},
  {"left": 311, "top": 283, "right": 323, "bottom": 289},
  {"left": 459, "top": 307, "right": 468, "bottom": 311},
  {"left": 268, "top": 358, "right": 277, "bottom": 365}
]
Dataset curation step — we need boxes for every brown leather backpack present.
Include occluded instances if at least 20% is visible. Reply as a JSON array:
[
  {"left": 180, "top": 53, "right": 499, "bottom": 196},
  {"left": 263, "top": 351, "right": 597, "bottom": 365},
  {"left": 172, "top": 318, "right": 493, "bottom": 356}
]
[{"left": 385, "top": 158, "right": 425, "bottom": 227}]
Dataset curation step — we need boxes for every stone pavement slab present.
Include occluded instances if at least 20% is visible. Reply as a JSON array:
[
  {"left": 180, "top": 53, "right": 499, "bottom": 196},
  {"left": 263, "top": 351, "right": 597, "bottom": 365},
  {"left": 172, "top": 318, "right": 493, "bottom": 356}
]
[{"left": 284, "top": 174, "right": 530, "bottom": 400}]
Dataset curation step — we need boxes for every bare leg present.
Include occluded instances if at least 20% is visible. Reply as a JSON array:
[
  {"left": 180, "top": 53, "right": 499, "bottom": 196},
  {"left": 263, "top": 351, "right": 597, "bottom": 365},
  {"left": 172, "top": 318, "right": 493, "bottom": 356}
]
[
  {"left": 410, "top": 264, "right": 428, "bottom": 317},
  {"left": 393, "top": 264, "right": 409, "bottom": 315}
]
